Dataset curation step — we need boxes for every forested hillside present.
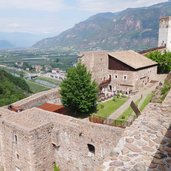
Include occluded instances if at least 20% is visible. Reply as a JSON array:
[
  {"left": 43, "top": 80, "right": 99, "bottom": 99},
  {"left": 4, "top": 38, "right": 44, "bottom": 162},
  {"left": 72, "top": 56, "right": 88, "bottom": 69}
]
[{"left": 0, "top": 70, "right": 30, "bottom": 106}]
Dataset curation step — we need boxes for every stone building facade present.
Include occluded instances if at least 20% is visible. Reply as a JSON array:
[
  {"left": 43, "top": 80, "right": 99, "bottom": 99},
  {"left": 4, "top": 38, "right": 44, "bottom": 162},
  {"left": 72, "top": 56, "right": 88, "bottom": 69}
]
[
  {"left": 79, "top": 50, "right": 157, "bottom": 94},
  {"left": 78, "top": 51, "right": 109, "bottom": 84},
  {"left": 0, "top": 89, "right": 123, "bottom": 171}
]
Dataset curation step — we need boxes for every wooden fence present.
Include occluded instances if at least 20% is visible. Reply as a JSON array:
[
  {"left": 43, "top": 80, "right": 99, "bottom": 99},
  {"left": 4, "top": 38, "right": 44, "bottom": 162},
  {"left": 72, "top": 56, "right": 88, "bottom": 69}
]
[{"left": 89, "top": 114, "right": 137, "bottom": 128}]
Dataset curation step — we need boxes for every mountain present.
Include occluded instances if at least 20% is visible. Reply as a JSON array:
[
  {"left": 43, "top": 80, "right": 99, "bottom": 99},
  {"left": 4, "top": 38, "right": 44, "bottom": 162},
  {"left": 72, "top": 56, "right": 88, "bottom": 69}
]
[
  {"left": 0, "top": 40, "right": 14, "bottom": 49},
  {"left": 0, "top": 32, "right": 46, "bottom": 48},
  {"left": 0, "top": 69, "right": 30, "bottom": 106},
  {"left": 33, "top": 1, "right": 171, "bottom": 51}
]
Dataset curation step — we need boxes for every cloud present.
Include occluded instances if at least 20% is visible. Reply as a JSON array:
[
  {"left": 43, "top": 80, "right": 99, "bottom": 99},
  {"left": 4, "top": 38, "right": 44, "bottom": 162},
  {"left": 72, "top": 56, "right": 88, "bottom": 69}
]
[
  {"left": 0, "top": 0, "right": 168, "bottom": 34},
  {"left": 0, "top": 0, "right": 66, "bottom": 11},
  {"left": 76, "top": 0, "right": 168, "bottom": 12},
  {"left": 134, "top": 0, "right": 167, "bottom": 6}
]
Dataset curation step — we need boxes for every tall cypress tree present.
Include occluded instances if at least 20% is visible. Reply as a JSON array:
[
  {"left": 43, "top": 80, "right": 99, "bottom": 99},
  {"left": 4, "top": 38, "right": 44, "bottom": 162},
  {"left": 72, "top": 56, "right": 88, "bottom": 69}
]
[{"left": 60, "top": 63, "right": 98, "bottom": 116}]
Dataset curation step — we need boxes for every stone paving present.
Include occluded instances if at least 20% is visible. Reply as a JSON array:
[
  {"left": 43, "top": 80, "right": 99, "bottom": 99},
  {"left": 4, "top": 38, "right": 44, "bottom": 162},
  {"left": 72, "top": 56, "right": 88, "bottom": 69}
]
[{"left": 102, "top": 90, "right": 171, "bottom": 171}]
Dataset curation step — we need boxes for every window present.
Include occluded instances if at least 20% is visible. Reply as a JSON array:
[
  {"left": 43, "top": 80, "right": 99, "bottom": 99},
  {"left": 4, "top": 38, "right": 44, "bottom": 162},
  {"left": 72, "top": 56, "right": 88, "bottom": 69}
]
[
  {"left": 87, "top": 144, "right": 95, "bottom": 154},
  {"left": 14, "top": 134, "right": 17, "bottom": 144},
  {"left": 123, "top": 75, "right": 127, "bottom": 80},
  {"left": 109, "top": 85, "right": 112, "bottom": 91},
  {"left": 16, "top": 154, "right": 19, "bottom": 159},
  {"left": 114, "top": 74, "right": 118, "bottom": 79}
]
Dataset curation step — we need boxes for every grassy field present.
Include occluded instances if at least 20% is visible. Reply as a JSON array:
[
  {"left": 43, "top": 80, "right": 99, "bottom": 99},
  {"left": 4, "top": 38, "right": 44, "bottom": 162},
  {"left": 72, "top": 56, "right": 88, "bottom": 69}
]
[
  {"left": 117, "top": 93, "right": 153, "bottom": 121},
  {"left": 26, "top": 80, "right": 49, "bottom": 93},
  {"left": 117, "top": 98, "right": 141, "bottom": 121},
  {"left": 0, "top": 49, "right": 77, "bottom": 71},
  {"left": 139, "top": 93, "right": 153, "bottom": 111},
  {"left": 36, "top": 76, "right": 61, "bottom": 85},
  {"left": 93, "top": 97, "right": 127, "bottom": 118}
]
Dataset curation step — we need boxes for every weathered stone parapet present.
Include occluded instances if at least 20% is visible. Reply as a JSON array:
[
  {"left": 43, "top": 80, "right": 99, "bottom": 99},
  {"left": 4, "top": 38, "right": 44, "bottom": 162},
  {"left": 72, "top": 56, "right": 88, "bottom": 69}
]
[
  {"left": 102, "top": 90, "right": 171, "bottom": 171},
  {"left": 11, "top": 88, "right": 61, "bottom": 110}
]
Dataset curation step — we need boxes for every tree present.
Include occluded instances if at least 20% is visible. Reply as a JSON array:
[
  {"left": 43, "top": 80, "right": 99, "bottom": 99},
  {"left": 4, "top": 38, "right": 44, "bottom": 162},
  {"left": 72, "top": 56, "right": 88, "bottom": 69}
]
[
  {"left": 146, "top": 51, "right": 171, "bottom": 73},
  {"left": 60, "top": 63, "right": 98, "bottom": 116},
  {"left": 55, "top": 58, "right": 59, "bottom": 63}
]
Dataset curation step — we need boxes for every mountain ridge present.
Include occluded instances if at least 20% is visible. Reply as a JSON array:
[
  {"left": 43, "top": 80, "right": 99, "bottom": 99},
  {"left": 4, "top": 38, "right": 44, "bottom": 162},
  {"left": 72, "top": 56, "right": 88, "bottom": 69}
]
[
  {"left": 0, "top": 40, "right": 14, "bottom": 49},
  {"left": 0, "top": 32, "right": 47, "bottom": 48},
  {"left": 33, "top": 1, "right": 171, "bottom": 51}
]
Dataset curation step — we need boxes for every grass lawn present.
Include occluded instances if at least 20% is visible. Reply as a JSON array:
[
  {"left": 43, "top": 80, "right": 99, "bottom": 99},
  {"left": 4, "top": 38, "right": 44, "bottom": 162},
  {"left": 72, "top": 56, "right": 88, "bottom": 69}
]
[
  {"left": 117, "top": 93, "right": 153, "bottom": 122},
  {"left": 93, "top": 97, "right": 127, "bottom": 118},
  {"left": 26, "top": 80, "right": 49, "bottom": 93},
  {"left": 117, "top": 98, "right": 141, "bottom": 121},
  {"left": 139, "top": 93, "right": 153, "bottom": 111},
  {"left": 37, "top": 76, "right": 61, "bottom": 85}
]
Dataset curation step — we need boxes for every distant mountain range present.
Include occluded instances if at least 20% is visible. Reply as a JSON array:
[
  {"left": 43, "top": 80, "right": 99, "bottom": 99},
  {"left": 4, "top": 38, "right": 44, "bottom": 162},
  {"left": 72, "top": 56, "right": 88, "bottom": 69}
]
[
  {"left": 0, "top": 32, "right": 46, "bottom": 49},
  {"left": 0, "top": 40, "right": 14, "bottom": 49},
  {"left": 33, "top": 1, "right": 171, "bottom": 51}
]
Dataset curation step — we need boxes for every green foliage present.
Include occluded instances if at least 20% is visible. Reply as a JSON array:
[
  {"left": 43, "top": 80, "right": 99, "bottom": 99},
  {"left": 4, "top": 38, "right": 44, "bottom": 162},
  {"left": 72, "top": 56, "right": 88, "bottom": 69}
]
[
  {"left": 26, "top": 80, "right": 49, "bottom": 93},
  {"left": 54, "top": 163, "right": 60, "bottom": 171},
  {"left": 151, "top": 73, "right": 171, "bottom": 103},
  {"left": 55, "top": 58, "right": 59, "bottom": 63},
  {"left": 146, "top": 51, "right": 171, "bottom": 73},
  {"left": 60, "top": 63, "right": 98, "bottom": 116},
  {"left": 94, "top": 97, "right": 127, "bottom": 118},
  {"left": 160, "top": 78, "right": 171, "bottom": 100},
  {"left": 0, "top": 69, "right": 30, "bottom": 106},
  {"left": 22, "top": 62, "right": 33, "bottom": 70},
  {"left": 117, "top": 98, "right": 141, "bottom": 121},
  {"left": 139, "top": 93, "right": 153, "bottom": 111}
]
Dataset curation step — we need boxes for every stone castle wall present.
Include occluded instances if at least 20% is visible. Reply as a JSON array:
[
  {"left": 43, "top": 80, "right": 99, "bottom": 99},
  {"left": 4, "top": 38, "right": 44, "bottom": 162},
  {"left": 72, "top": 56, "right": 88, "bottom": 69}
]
[
  {"left": 0, "top": 98, "right": 123, "bottom": 171},
  {"left": 1, "top": 88, "right": 171, "bottom": 171},
  {"left": 0, "top": 121, "right": 31, "bottom": 171},
  {"left": 102, "top": 90, "right": 171, "bottom": 171},
  {"left": 11, "top": 88, "right": 61, "bottom": 110},
  {"left": 52, "top": 119, "right": 123, "bottom": 171}
]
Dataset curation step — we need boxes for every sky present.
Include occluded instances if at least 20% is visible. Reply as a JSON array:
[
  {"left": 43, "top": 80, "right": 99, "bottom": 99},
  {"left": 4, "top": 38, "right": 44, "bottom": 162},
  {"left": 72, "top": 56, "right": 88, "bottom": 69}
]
[{"left": 0, "top": 0, "right": 168, "bottom": 36}]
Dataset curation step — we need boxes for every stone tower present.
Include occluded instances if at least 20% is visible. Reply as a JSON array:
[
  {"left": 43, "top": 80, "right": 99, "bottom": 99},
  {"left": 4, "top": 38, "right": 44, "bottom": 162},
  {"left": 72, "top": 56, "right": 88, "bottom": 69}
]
[{"left": 158, "top": 16, "right": 171, "bottom": 51}]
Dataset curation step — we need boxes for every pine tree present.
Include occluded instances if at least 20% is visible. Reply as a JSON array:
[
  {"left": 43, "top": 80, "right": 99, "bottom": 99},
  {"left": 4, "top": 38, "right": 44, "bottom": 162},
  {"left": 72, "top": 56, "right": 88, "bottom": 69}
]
[{"left": 60, "top": 63, "right": 98, "bottom": 116}]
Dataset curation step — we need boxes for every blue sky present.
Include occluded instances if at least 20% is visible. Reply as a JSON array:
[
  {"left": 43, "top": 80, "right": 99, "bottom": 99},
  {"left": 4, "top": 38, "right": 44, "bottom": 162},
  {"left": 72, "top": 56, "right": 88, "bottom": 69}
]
[{"left": 0, "top": 0, "right": 168, "bottom": 36}]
